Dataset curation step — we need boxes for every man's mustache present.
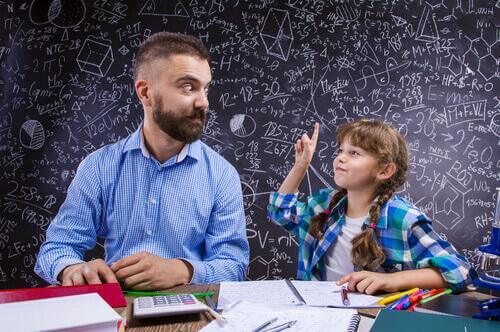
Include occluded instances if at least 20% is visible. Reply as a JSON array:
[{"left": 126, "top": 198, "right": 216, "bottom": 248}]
[{"left": 187, "top": 108, "right": 206, "bottom": 120}]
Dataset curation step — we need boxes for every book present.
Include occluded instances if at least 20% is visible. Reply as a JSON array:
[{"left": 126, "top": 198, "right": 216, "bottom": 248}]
[
  {"left": 217, "top": 280, "right": 383, "bottom": 310},
  {"left": 0, "top": 293, "right": 123, "bottom": 331},
  {"left": 200, "top": 300, "right": 361, "bottom": 332},
  {"left": 371, "top": 309, "right": 499, "bottom": 332},
  {"left": 414, "top": 294, "right": 482, "bottom": 317},
  {"left": 0, "top": 282, "right": 127, "bottom": 308}
]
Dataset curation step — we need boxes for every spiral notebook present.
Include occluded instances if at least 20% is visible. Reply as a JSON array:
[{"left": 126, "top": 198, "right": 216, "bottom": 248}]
[
  {"left": 218, "top": 280, "right": 382, "bottom": 309},
  {"left": 200, "top": 300, "right": 360, "bottom": 332}
]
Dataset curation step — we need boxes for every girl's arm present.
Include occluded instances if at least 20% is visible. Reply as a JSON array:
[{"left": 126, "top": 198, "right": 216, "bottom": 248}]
[
  {"left": 389, "top": 267, "right": 448, "bottom": 290},
  {"left": 337, "top": 268, "right": 447, "bottom": 294},
  {"left": 337, "top": 220, "right": 475, "bottom": 294},
  {"left": 268, "top": 123, "right": 320, "bottom": 235},
  {"left": 278, "top": 123, "right": 319, "bottom": 194}
]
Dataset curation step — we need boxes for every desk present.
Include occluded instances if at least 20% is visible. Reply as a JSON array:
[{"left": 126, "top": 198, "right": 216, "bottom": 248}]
[
  {"left": 116, "top": 284, "right": 217, "bottom": 332},
  {"left": 115, "top": 284, "right": 493, "bottom": 331}
]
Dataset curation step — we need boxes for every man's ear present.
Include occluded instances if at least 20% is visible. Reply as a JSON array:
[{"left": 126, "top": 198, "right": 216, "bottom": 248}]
[
  {"left": 135, "top": 79, "right": 153, "bottom": 107},
  {"left": 376, "top": 163, "right": 396, "bottom": 181}
]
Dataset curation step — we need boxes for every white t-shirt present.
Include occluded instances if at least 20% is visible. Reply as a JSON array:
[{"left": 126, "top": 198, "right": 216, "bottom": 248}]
[{"left": 323, "top": 215, "right": 367, "bottom": 282}]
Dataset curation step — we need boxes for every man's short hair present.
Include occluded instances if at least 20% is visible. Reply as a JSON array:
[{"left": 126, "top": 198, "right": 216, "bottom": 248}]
[{"left": 133, "top": 32, "right": 210, "bottom": 81}]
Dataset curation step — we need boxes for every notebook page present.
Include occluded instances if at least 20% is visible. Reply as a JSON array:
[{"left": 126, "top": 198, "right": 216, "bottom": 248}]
[
  {"left": 291, "top": 280, "right": 383, "bottom": 308},
  {"left": 218, "top": 280, "right": 301, "bottom": 309},
  {"left": 201, "top": 300, "right": 359, "bottom": 332}
]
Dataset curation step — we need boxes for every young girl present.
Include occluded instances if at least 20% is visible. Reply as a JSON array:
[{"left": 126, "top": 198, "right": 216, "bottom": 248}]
[{"left": 268, "top": 119, "right": 475, "bottom": 294}]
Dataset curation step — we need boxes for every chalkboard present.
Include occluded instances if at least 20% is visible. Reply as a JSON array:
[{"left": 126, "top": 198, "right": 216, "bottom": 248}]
[{"left": 0, "top": 0, "right": 498, "bottom": 289}]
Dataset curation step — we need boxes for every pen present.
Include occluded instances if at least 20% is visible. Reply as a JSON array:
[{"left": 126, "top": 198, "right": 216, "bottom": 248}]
[
  {"left": 419, "top": 288, "right": 445, "bottom": 300},
  {"left": 406, "top": 302, "right": 418, "bottom": 312},
  {"left": 401, "top": 296, "right": 414, "bottom": 310},
  {"left": 262, "top": 320, "right": 297, "bottom": 332},
  {"left": 341, "top": 287, "right": 350, "bottom": 306},
  {"left": 377, "top": 287, "right": 419, "bottom": 306},
  {"left": 252, "top": 317, "right": 278, "bottom": 332},
  {"left": 285, "top": 279, "right": 307, "bottom": 304},
  {"left": 391, "top": 294, "right": 410, "bottom": 310},
  {"left": 389, "top": 288, "right": 420, "bottom": 310},
  {"left": 408, "top": 289, "right": 424, "bottom": 304},
  {"left": 419, "top": 288, "right": 452, "bottom": 304},
  {"left": 205, "top": 295, "right": 218, "bottom": 313},
  {"left": 203, "top": 302, "right": 227, "bottom": 323},
  {"left": 123, "top": 290, "right": 215, "bottom": 299},
  {"left": 406, "top": 288, "right": 436, "bottom": 305}
]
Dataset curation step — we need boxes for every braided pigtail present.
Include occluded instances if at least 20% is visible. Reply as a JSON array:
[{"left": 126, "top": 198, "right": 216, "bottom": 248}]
[{"left": 309, "top": 188, "right": 347, "bottom": 239}]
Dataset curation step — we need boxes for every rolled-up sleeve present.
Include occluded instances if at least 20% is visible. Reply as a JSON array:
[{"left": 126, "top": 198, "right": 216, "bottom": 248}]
[
  {"left": 408, "top": 221, "right": 475, "bottom": 293},
  {"left": 267, "top": 192, "right": 303, "bottom": 236},
  {"left": 267, "top": 189, "right": 334, "bottom": 237},
  {"left": 34, "top": 153, "right": 103, "bottom": 284}
]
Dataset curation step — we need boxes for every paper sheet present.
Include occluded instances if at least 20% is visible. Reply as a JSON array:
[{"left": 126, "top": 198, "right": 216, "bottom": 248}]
[
  {"left": 217, "top": 280, "right": 301, "bottom": 309},
  {"left": 291, "top": 280, "right": 383, "bottom": 308},
  {"left": 201, "top": 301, "right": 359, "bottom": 332}
]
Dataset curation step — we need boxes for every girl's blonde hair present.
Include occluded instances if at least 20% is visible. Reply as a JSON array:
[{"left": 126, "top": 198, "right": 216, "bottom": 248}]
[{"left": 309, "top": 119, "right": 409, "bottom": 271}]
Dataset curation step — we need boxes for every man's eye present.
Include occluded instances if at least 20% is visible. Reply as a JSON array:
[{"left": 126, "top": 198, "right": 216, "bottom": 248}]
[
  {"left": 182, "top": 84, "right": 193, "bottom": 92},
  {"left": 351, "top": 151, "right": 360, "bottom": 156}
]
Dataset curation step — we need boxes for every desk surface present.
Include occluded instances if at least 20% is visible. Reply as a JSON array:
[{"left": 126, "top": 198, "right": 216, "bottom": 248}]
[
  {"left": 116, "top": 284, "right": 493, "bottom": 332},
  {"left": 117, "top": 284, "right": 217, "bottom": 332}
]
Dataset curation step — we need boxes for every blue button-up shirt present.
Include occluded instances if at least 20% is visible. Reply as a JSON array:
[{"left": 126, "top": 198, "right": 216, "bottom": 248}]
[{"left": 35, "top": 127, "right": 249, "bottom": 285}]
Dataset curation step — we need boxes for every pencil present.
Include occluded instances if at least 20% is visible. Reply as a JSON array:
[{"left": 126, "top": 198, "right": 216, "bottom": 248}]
[
  {"left": 204, "top": 302, "right": 227, "bottom": 322},
  {"left": 377, "top": 288, "right": 420, "bottom": 306},
  {"left": 419, "top": 288, "right": 452, "bottom": 304}
]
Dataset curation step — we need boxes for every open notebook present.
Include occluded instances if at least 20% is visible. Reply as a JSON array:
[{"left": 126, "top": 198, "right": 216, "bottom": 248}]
[
  {"left": 200, "top": 300, "right": 361, "bottom": 332},
  {"left": 218, "top": 280, "right": 383, "bottom": 310}
]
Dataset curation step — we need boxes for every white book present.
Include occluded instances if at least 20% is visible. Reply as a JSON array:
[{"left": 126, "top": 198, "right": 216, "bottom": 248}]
[{"left": 0, "top": 293, "right": 122, "bottom": 332}]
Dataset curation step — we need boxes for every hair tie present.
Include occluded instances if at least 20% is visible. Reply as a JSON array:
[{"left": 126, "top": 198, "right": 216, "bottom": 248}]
[
  {"left": 324, "top": 208, "right": 331, "bottom": 215},
  {"left": 369, "top": 222, "right": 376, "bottom": 230}
]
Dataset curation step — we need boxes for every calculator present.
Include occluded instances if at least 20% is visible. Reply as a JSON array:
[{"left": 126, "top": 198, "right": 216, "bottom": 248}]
[{"left": 133, "top": 294, "right": 207, "bottom": 318}]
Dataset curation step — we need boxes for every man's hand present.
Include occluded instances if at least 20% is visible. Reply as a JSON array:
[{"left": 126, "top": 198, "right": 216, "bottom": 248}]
[
  {"left": 58, "top": 259, "right": 118, "bottom": 286},
  {"left": 337, "top": 271, "right": 399, "bottom": 295},
  {"left": 111, "top": 252, "right": 193, "bottom": 290}
]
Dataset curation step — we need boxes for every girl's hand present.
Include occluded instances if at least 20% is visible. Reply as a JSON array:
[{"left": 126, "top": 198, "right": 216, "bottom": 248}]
[
  {"left": 337, "top": 271, "right": 400, "bottom": 295},
  {"left": 295, "top": 123, "right": 319, "bottom": 168}
]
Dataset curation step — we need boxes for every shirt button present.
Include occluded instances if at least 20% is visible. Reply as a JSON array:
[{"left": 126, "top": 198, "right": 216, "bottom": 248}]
[
  {"left": 145, "top": 229, "right": 152, "bottom": 236},
  {"left": 150, "top": 198, "right": 156, "bottom": 204}
]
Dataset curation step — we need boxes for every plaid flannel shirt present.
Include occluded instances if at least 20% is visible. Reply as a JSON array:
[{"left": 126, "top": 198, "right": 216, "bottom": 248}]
[{"left": 268, "top": 188, "right": 476, "bottom": 293}]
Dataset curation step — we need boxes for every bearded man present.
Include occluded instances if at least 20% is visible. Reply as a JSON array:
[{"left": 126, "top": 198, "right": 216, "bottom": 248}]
[{"left": 35, "top": 32, "right": 249, "bottom": 290}]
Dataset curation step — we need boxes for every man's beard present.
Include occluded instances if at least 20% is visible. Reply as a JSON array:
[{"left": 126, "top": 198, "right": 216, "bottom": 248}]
[{"left": 152, "top": 96, "right": 206, "bottom": 144}]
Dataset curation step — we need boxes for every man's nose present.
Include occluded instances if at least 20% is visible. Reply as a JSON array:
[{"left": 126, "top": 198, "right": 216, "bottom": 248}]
[{"left": 194, "top": 91, "right": 209, "bottom": 110}]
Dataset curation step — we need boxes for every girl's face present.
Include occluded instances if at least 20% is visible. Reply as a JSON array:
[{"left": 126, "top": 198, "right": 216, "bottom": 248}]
[{"left": 333, "top": 138, "right": 381, "bottom": 190}]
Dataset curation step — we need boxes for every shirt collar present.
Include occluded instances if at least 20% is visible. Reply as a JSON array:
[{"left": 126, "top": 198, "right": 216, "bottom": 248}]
[
  {"left": 330, "top": 194, "right": 389, "bottom": 230},
  {"left": 123, "top": 125, "right": 201, "bottom": 162}
]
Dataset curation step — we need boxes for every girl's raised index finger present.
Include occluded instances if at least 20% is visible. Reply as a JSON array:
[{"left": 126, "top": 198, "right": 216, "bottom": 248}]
[{"left": 311, "top": 123, "right": 320, "bottom": 142}]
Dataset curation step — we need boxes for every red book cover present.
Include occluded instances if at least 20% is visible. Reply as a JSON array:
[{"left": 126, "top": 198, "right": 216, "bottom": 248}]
[{"left": 0, "top": 282, "right": 127, "bottom": 308}]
